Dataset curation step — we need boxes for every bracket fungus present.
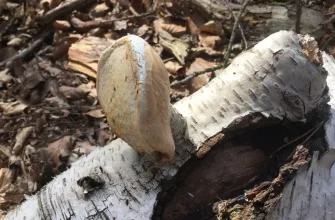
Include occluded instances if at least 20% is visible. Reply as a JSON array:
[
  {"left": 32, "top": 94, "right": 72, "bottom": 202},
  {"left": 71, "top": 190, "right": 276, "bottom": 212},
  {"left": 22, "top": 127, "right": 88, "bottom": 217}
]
[{"left": 97, "top": 34, "right": 175, "bottom": 162}]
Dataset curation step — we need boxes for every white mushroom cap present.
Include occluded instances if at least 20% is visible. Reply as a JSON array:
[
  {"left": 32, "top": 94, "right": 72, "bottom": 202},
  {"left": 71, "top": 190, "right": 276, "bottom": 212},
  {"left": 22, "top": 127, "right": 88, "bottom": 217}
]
[{"left": 97, "top": 34, "right": 175, "bottom": 161}]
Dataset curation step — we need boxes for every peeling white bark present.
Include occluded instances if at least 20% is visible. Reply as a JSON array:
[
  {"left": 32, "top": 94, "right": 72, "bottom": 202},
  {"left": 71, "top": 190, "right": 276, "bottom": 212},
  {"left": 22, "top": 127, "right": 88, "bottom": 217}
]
[{"left": 2, "top": 31, "right": 329, "bottom": 220}]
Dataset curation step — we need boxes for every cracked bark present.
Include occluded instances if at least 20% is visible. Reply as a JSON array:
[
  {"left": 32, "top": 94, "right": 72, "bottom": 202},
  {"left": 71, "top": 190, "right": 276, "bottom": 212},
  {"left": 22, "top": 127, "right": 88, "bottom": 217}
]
[{"left": 3, "top": 31, "right": 331, "bottom": 220}]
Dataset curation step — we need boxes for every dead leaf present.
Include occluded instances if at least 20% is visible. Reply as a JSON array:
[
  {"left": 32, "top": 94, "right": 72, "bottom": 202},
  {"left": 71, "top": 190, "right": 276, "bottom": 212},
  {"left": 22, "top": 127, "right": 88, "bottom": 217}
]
[
  {"left": 161, "top": 23, "right": 186, "bottom": 37},
  {"left": 136, "top": 24, "right": 150, "bottom": 37},
  {"left": 7, "top": 37, "right": 24, "bottom": 47},
  {"left": 53, "top": 35, "right": 80, "bottom": 59},
  {"left": 114, "top": 20, "right": 128, "bottom": 31},
  {"left": 199, "top": 20, "right": 224, "bottom": 35},
  {"left": 40, "top": 0, "right": 62, "bottom": 10},
  {"left": 46, "top": 136, "right": 72, "bottom": 173},
  {"left": 190, "top": 46, "right": 225, "bottom": 57},
  {"left": 68, "top": 36, "right": 114, "bottom": 77},
  {"left": 0, "top": 101, "right": 27, "bottom": 116},
  {"left": 0, "top": 69, "right": 13, "bottom": 83},
  {"left": 86, "top": 109, "right": 105, "bottom": 118},
  {"left": 198, "top": 33, "right": 222, "bottom": 49},
  {"left": 90, "top": 3, "right": 110, "bottom": 17},
  {"left": 185, "top": 58, "right": 215, "bottom": 93},
  {"left": 165, "top": 61, "right": 185, "bottom": 77},
  {"left": 0, "top": 168, "right": 24, "bottom": 210},
  {"left": 52, "top": 20, "right": 71, "bottom": 31},
  {"left": 59, "top": 85, "right": 89, "bottom": 100},
  {"left": 155, "top": 25, "right": 190, "bottom": 65},
  {"left": 12, "top": 127, "right": 34, "bottom": 155},
  {"left": 186, "top": 14, "right": 206, "bottom": 35},
  {"left": 73, "top": 140, "right": 95, "bottom": 156}
]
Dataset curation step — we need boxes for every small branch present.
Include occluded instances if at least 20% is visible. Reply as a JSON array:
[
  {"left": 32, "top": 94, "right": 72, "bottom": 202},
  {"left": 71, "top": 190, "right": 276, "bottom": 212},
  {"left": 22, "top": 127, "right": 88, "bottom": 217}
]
[
  {"left": 223, "top": 0, "right": 251, "bottom": 67},
  {"left": 70, "top": 11, "right": 155, "bottom": 32},
  {"left": 0, "top": 33, "right": 49, "bottom": 67},
  {"left": 222, "top": 0, "right": 248, "bottom": 48},
  {"left": 274, "top": 120, "right": 325, "bottom": 153},
  {"left": 295, "top": 0, "right": 302, "bottom": 34},
  {"left": 39, "top": 0, "right": 96, "bottom": 25},
  {"left": 170, "top": 64, "right": 224, "bottom": 87}
]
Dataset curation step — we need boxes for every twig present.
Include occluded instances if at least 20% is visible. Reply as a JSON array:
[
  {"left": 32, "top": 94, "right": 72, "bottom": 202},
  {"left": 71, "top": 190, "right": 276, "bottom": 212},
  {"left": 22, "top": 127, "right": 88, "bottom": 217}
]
[
  {"left": 170, "top": 64, "right": 224, "bottom": 87},
  {"left": 39, "top": 0, "right": 96, "bottom": 25},
  {"left": 222, "top": 0, "right": 248, "bottom": 48},
  {"left": 295, "top": 0, "right": 302, "bottom": 34},
  {"left": 223, "top": 0, "right": 251, "bottom": 67},
  {"left": 275, "top": 120, "right": 325, "bottom": 153},
  {"left": 310, "top": 15, "right": 335, "bottom": 34},
  {"left": 0, "top": 33, "right": 49, "bottom": 67},
  {"left": 71, "top": 11, "right": 155, "bottom": 32}
]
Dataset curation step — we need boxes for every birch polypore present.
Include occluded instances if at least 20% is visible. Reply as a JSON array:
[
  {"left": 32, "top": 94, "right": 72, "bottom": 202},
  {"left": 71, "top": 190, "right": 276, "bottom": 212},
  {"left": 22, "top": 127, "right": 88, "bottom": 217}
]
[
  {"left": 3, "top": 31, "right": 330, "bottom": 220},
  {"left": 97, "top": 34, "right": 175, "bottom": 161}
]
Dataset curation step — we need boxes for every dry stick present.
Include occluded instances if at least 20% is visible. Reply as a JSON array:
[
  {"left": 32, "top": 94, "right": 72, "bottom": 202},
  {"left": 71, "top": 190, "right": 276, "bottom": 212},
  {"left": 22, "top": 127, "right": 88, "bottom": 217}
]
[
  {"left": 275, "top": 120, "right": 325, "bottom": 153},
  {"left": 0, "top": 33, "right": 49, "bottom": 67},
  {"left": 223, "top": 0, "right": 251, "bottom": 67},
  {"left": 222, "top": 0, "right": 248, "bottom": 48},
  {"left": 39, "top": 0, "right": 96, "bottom": 25},
  {"left": 171, "top": 0, "right": 251, "bottom": 88},
  {"left": 71, "top": 11, "right": 155, "bottom": 32},
  {"left": 295, "top": 0, "right": 302, "bottom": 34},
  {"left": 170, "top": 64, "right": 224, "bottom": 87}
]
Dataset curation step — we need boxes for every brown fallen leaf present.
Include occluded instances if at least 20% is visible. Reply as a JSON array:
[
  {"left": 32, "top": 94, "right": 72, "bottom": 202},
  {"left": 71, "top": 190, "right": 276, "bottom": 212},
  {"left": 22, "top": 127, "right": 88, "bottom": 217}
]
[
  {"left": 52, "top": 20, "right": 71, "bottom": 31},
  {"left": 0, "top": 69, "right": 13, "bottom": 83},
  {"left": 85, "top": 109, "right": 105, "bottom": 118},
  {"left": 165, "top": 60, "right": 185, "bottom": 77},
  {"left": 185, "top": 14, "right": 206, "bottom": 35},
  {"left": 73, "top": 140, "right": 95, "bottom": 156},
  {"left": 198, "top": 33, "right": 222, "bottom": 49},
  {"left": 0, "top": 101, "right": 27, "bottom": 116},
  {"left": 12, "top": 127, "right": 34, "bottom": 155},
  {"left": 90, "top": 3, "right": 110, "bottom": 17},
  {"left": 0, "top": 168, "right": 25, "bottom": 211},
  {"left": 114, "top": 20, "right": 128, "bottom": 31},
  {"left": 136, "top": 24, "right": 150, "bottom": 37},
  {"left": 7, "top": 37, "right": 24, "bottom": 47},
  {"left": 185, "top": 58, "right": 215, "bottom": 93},
  {"left": 198, "top": 20, "right": 224, "bottom": 35},
  {"left": 68, "top": 36, "right": 114, "bottom": 77},
  {"left": 59, "top": 85, "right": 89, "bottom": 101},
  {"left": 40, "top": 0, "right": 63, "bottom": 10},
  {"left": 46, "top": 136, "right": 72, "bottom": 173},
  {"left": 154, "top": 23, "right": 190, "bottom": 65},
  {"left": 161, "top": 23, "right": 186, "bottom": 37}
]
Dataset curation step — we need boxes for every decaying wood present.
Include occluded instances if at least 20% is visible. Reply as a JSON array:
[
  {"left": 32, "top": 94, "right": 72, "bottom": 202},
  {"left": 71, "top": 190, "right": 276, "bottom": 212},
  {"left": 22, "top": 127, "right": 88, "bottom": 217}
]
[
  {"left": 266, "top": 150, "right": 335, "bottom": 220},
  {"left": 2, "top": 31, "right": 329, "bottom": 219}
]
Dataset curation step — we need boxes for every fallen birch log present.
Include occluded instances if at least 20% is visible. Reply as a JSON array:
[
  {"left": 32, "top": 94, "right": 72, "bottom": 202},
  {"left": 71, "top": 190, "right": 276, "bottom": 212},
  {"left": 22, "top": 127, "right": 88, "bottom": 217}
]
[{"left": 2, "top": 31, "right": 329, "bottom": 220}]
